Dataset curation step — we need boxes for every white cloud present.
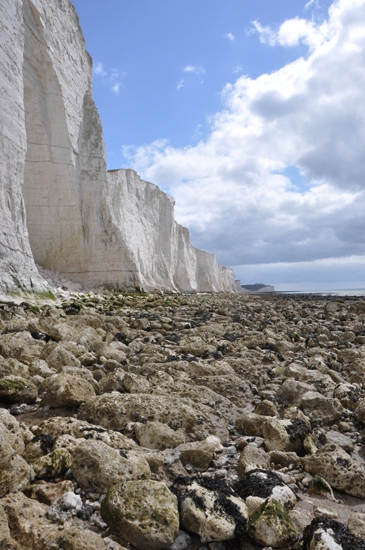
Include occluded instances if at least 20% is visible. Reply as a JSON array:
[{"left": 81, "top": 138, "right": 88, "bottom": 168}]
[
  {"left": 305, "top": 0, "right": 317, "bottom": 8},
  {"left": 183, "top": 65, "right": 205, "bottom": 76},
  {"left": 125, "top": 0, "right": 365, "bottom": 280},
  {"left": 226, "top": 33, "right": 235, "bottom": 42},
  {"left": 93, "top": 62, "right": 107, "bottom": 77},
  {"left": 177, "top": 79, "right": 184, "bottom": 91},
  {"left": 111, "top": 83, "right": 121, "bottom": 95},
  {"left": 252, "top": 16, "right": 327, "bottom": 49},
  {"left": 93, "top": 63, "right": 125, "bottom": 95}
]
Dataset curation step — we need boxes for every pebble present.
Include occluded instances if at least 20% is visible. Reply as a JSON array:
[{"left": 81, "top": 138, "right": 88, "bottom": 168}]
[
  {"left": 167, "top": 530, "right": 192, "bottom": 550},
  {"left": 60, "top": 492, "right": 82, "bottom": 511},
  {"left": 223, "top": 445, "right": 237, "bottom": 456}
]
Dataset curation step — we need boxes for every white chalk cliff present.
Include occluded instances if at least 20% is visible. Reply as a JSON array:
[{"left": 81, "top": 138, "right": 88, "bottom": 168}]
[{"left": 0, "top": 0, "right": 235, "bottom": 293}]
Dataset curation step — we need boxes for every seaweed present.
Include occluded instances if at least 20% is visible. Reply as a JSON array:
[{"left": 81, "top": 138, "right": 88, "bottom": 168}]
[
  {"left": 114, "top": 332, "right": 129, "bottom": 344},
  {"left": 31, "top": 331, "right": 52, "bottom": 342},
  {"left": 164, "top": 333, "right": 181, "bottom": 344},
  {"left": 285, "top": 418, "right": 311, "bottom": 442},
  {"left": 223, "top": 332, "right": 238, "bottom": 342},
  {"left": 77, "top": 505, "right": 94, "bottom": 520},
  {"left": 32, "top": 433, "right": 56, "bottom": 454},
  {"left": 303, "top": 517, "right": 365, "bottom": 550},
  {"left": 234, "top": 469, "right": 285, "bottom": 500},
  {"left": 172, "top": 475, "right": 247, "bottom": 538}
]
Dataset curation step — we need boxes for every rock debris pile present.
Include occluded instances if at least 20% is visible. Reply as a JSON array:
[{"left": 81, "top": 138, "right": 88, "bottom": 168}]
[{"left": 0, "top": 291, "right": 365, "bottom": 549}]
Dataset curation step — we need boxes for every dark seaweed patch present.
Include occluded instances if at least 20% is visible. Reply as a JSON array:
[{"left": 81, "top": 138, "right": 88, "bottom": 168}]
[
  {"left": 77, "top": 505, "right": 94, "bottom": 521},
  {"left": 303, "top": 517, "right": 365, "bottom": 550},
  {"left": 80, "top": 426, "right": 107, "bottom": 434},
  {"left": 273, "top": 397, "right": 289, "bottom": 410},
  {"left": 32, "top": 434, "right": 56, "bottom": 454},
  {"left": 348, "top": 386, "right": 362, "bottom": 402},
  {"left": 285, "top": 419, "right": 311, "bottom": 442},
  {"left": 223, "top": 333, "right": 238, "bottom": 342},
  {"left": 172, "top": 475, "right": 247, "bottom": 538},
  {"left": 234, "top": 469, "right": 284, "bottom": 500},
  {"left": 114, "top": 332, "right": 129, "bottom": 344},
  {"left": 31, "top": 331, "right": 52, "bottom": 342},
  {"left": 164, "top": 333, "right": 181, "bottom": 344}
]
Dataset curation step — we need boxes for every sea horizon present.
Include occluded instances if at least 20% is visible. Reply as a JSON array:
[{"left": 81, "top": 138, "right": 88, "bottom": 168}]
[{"left": 277, "top": 288, "right": 365, "bottom": 297}]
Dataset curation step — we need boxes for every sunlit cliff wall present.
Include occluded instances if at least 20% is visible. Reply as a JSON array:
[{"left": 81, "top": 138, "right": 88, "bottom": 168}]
[{"left": 0, "top": 0, "right": 235, "bottom": 292}]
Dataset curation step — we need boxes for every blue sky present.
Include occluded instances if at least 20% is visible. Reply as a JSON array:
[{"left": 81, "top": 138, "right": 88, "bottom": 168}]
[{"left": 72, "top": 0, "right": 365, "bottom": 290}]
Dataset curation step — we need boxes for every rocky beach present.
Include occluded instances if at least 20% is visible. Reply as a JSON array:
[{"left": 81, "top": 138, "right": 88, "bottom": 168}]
[{"left": 0, "top": 290, "right": 364, "bottom": 549}]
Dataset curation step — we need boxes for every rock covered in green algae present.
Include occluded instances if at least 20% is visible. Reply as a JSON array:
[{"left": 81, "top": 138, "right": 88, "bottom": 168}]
[
  {"left": 101, "top": 480, "right": 179, "bottom": 550},
  {"left": 248, "top": 497, "right": 298, "bottom": 547},
  {"left": 30, "top": 448, "right": 72, "bottom": 479},
  {"left": 0, "top": 376, "right": 38, "bottom": 404}
]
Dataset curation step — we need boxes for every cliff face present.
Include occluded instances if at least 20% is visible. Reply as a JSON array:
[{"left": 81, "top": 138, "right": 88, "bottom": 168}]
[
  {"left": 107, "top": 169, "right": 235, "bottom": 292},
  {"left": 0, "top": 0, "right": 45, "bottom": 291},
  {"left": 0, "top": 0, "right": 235, "bottom": 293}
]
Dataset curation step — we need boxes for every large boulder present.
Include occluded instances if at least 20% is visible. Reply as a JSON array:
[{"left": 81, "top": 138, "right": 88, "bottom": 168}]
[
  {"left": 0, "top": 376, "right": 38, "bottom": 404},
  {"left": 0, "top": 410, "right": 26, "bottom": 454},
  {"left": 0, "top": 492, "right": 120, "bottom": 550},
  {"left": 0, "top": 454, "right": 33, "bottom": 498},
  {"left": 41, "top": 373, "right": 95, "bottom": 407},
  {"left": 101, "top": 480, "right": 179, "bottom": 550},
  {"left": 237, "top": 445, "right": 270, "bottom": 476},
  {"left": 41, "top": 344, "right": 80, "bottom": 372},
  {"left": 248, "top": 498, "right": 297, "bottom": 548},
  {"left": 176, "top": 436, "right": 223, "bottom": 471},
  {"left": 71, "top": 440, "right": 150, "bottom": 492},
  {"left": 300, "top": 392, "right": 343, "bottom": 425},
  {"left": 303, "top": 517, "right": 365, "bottom": 550},
  {"left": 334, "top": 384, "right": 363, "bottom": 411},
  {"left": 276, "top": 378, "right": 313, "bottom": 404},
  {"left": 134, "top": 421, "right": 185, "bottom": 450},
  {"left": 31, "top": 416, "right": 137, "bottom": 450},
  {"left": 79, "top": 392, "right": 211, "bottom": 434},
  {"left": 302, "top": 444, "right": 365, "bottom": 498},
  {"left": 235, "top": 413, "right": 271, "bottom": 437},
  {"left": 173, "top": 477, "right": 248, "bottom": 543},
  {"left": 262, "top": 417, "right": 310, "bottom": 453}
]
